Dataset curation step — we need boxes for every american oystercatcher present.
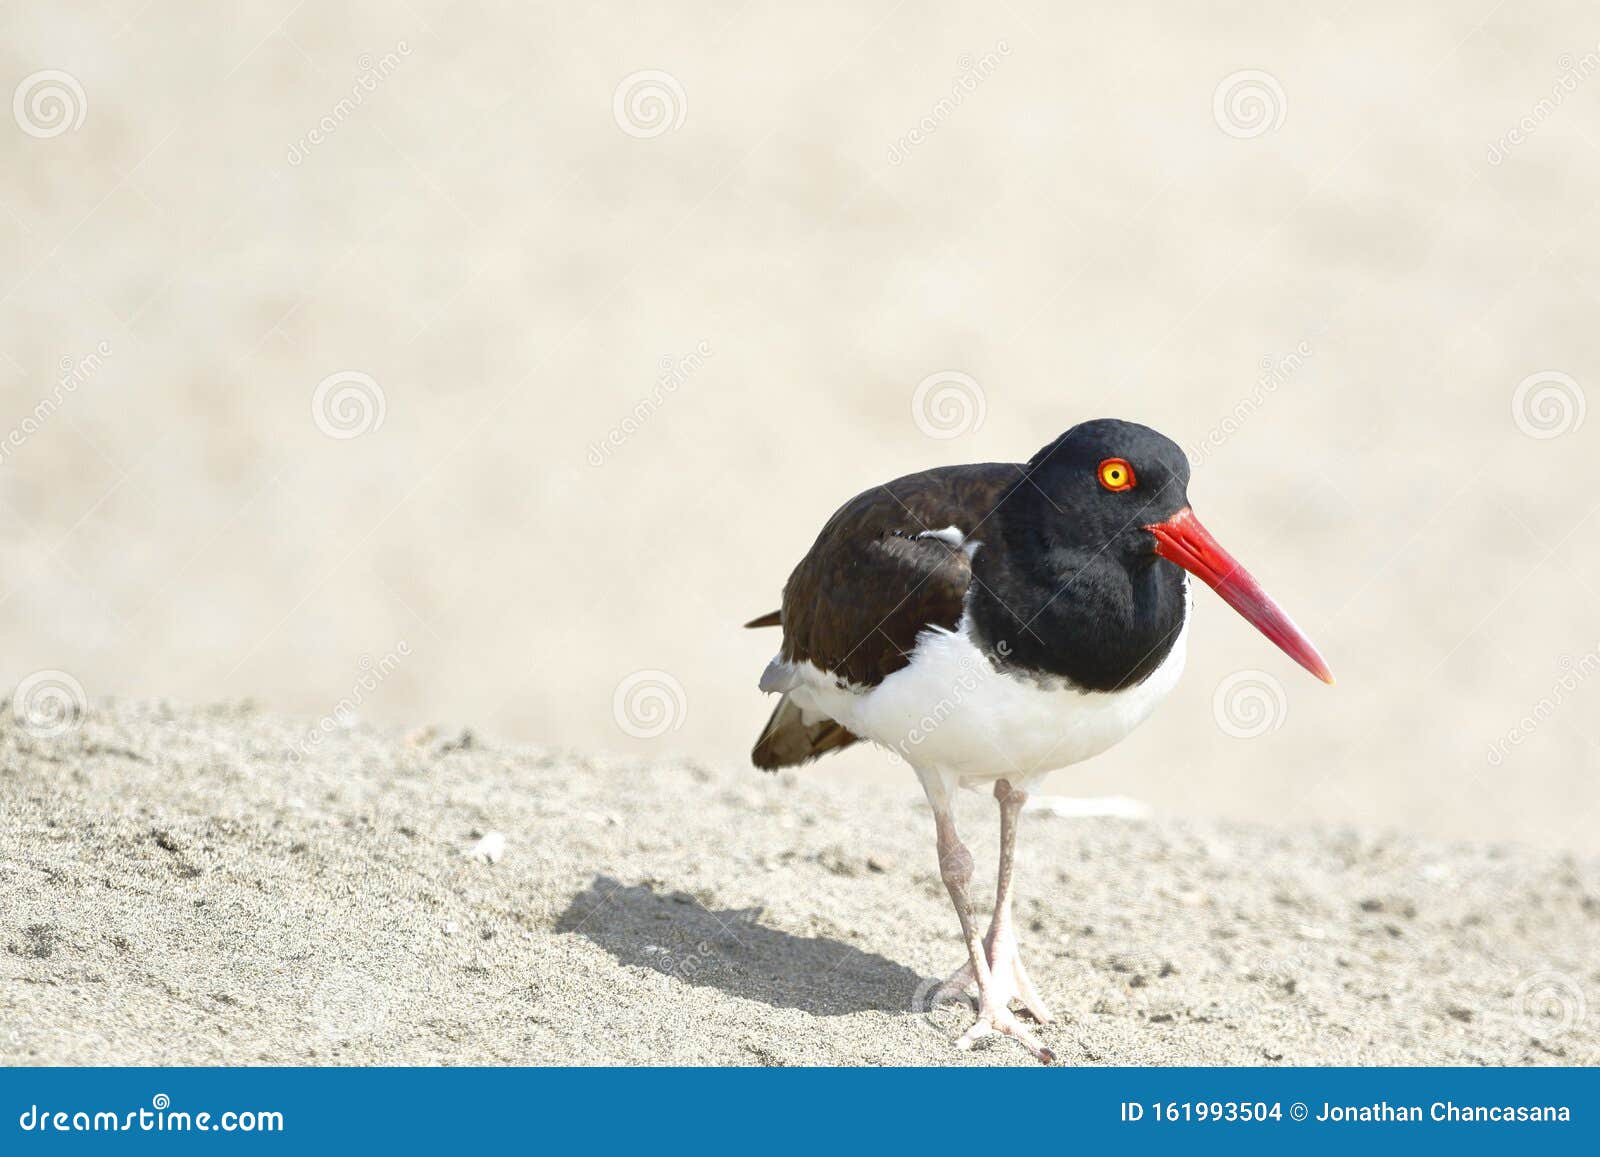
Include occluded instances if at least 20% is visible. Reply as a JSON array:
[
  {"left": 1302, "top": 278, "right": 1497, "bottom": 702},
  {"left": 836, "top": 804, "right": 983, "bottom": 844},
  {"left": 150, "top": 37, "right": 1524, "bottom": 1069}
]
[{"left": 746, "top": 418, "right": 1332, "bottom": 1062}]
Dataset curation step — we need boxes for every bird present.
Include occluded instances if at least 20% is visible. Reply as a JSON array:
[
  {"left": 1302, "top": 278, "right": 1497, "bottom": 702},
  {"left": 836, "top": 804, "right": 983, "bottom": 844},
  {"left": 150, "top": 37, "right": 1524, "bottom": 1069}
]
[{"left": 745, "top": 418, "right": 1332, "bottom": 1062}]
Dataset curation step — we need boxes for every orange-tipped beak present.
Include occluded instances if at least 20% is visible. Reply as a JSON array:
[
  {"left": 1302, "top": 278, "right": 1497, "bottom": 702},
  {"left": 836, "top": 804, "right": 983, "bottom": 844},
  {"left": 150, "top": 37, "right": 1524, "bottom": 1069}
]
[{"left": 1147, "top": 507, "right": 1334, "bottom": 685}]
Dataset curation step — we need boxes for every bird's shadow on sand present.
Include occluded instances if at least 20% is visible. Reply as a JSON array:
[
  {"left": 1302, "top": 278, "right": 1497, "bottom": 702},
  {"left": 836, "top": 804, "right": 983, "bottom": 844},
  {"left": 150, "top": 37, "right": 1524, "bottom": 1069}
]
[{"left": 555, "top": 875, "right": 926, "bottom": 1017}]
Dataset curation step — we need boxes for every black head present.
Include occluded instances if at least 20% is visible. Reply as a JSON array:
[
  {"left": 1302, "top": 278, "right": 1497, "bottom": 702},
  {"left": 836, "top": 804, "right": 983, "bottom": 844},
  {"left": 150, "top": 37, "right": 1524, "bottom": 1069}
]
[
  {"left": 1019, "top": 418, "right": 1192, "bottom": 566},
  {"left": 974, "top": 416, "right": 1332, "bottom": 689}
]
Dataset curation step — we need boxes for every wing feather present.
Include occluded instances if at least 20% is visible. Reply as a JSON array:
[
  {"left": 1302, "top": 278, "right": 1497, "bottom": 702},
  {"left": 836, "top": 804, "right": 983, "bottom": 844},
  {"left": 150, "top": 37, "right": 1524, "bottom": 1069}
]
[{"left": 776, "top": 463, "right": 1023, "bottom": 689}]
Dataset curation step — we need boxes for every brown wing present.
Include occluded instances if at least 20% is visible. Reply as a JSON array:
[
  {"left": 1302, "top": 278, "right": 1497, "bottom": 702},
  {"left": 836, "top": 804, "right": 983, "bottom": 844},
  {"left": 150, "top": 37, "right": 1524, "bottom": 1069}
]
[
  {"left": 746, "top": 462, "right": 1024, "bottom": 770},
  {"left": 775, "top": 462, "right": 1024, "bottom": 689}
]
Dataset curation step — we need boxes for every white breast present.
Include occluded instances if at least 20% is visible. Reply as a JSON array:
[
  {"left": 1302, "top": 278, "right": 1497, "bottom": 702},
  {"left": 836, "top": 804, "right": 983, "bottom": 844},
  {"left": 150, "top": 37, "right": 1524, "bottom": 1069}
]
[{"left": 782, "top": 592, "right": 1189, "bottom": 788}]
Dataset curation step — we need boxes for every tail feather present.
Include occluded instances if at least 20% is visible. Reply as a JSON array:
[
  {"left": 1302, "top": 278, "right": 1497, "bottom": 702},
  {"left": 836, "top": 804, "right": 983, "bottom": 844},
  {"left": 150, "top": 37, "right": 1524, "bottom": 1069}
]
[
  {"left": 752, "top": 695, "right": 858, "bottom": 771},
  {"left": 746, "top": 606, "right": 854, "bottom": 768}
]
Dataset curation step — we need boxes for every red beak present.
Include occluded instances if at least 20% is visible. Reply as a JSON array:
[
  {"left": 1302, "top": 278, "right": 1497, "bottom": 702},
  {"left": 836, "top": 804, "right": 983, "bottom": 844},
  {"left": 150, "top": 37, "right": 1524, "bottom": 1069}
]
[{"left": 1146, "top": 507, "right": 1334, "bottom": 685}]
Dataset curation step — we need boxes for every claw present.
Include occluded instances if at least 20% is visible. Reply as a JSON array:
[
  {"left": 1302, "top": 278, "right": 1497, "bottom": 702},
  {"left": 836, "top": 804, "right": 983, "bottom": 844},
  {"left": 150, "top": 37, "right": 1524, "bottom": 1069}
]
[{"left": 957, "top": 1006, "right": 1056, "bottom": 1063}]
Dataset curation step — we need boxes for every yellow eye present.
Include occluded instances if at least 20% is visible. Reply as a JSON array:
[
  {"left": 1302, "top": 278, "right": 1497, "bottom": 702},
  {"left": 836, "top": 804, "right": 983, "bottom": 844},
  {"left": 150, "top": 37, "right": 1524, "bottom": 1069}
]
[{"left": 1098, "top": 457, "right": 1135, "bottom": 492}]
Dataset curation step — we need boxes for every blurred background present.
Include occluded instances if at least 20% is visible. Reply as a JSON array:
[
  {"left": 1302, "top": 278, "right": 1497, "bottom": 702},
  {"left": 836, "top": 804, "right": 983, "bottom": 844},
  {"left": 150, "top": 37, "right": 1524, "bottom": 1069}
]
[{"left": 1, "top": 1, "right": 1598, "bottom": 852}]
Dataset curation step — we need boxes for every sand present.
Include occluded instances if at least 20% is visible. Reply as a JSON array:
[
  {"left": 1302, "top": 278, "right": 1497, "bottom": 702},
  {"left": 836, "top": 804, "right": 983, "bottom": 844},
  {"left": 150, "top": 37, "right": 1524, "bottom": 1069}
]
[{"left": 3, "top": 701, "right": 1596, "bottom": 1066}]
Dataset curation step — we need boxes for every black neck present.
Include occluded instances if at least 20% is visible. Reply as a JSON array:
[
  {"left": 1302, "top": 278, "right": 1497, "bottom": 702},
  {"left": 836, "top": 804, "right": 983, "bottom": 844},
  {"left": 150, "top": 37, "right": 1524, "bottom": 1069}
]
[{"left": 966, "top": 491, "right": 1189, "bottom": 691}]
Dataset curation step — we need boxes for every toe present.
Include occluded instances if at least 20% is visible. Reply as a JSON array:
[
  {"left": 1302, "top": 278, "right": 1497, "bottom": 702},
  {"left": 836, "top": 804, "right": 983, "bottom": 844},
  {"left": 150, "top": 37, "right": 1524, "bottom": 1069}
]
[
  {"left": 1015, "top": 980, "right": 1054, "bottom": 1025},
  {"left": 993, "top": 1015, "right": 1054, "bottom": 1063},
  {"left": 955, "top": 1008, "right": 1055, "bottom": 1063},
  {"left": 1003, "top": 947, "right": 1054, "bottom": 1025},
  {"left": 954, "top": 1019, "right": 992, "bottom": 1051}
]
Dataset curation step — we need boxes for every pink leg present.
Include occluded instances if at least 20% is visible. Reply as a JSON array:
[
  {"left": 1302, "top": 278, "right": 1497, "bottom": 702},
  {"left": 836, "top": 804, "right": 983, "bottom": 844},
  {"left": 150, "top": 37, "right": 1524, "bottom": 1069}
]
[
  {"left": 933, "top": 780, "right": 1054, "bottom": 1025},
  {"left": 920, "top": 772, "right": 1054, "bottom": 1063}
]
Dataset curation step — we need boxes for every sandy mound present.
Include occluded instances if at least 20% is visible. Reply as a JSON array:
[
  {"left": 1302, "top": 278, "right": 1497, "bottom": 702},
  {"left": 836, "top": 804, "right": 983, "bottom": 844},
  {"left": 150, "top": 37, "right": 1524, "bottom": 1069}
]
[{"left": 2, "top": 702, "right": 1596, "bottom": 1065}]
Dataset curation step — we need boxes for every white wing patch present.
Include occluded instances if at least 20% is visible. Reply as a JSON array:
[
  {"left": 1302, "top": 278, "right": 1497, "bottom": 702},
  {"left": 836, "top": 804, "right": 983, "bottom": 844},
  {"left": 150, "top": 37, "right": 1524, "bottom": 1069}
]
[{"left": 910, "top": 525, "right": 981, "bottom": 558}]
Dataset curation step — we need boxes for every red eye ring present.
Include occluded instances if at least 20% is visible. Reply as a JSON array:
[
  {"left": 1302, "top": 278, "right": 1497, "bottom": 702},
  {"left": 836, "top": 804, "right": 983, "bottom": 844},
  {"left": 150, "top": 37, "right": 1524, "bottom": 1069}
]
[{"left": 1098, "top": 457, "right": 1135, "bottom": 492}]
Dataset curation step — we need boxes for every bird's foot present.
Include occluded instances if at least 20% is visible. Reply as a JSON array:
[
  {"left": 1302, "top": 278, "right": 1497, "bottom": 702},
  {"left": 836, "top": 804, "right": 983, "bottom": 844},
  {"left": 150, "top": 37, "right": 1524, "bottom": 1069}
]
[
  {"left": 933, "top": 932, "right": 1054, "bottom": 1025},
  {"left": 956, "top": 1002, "right": 1056, "bottom": 1064}
]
